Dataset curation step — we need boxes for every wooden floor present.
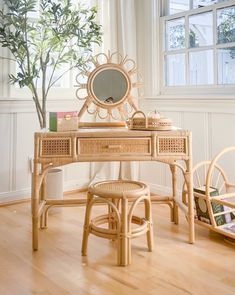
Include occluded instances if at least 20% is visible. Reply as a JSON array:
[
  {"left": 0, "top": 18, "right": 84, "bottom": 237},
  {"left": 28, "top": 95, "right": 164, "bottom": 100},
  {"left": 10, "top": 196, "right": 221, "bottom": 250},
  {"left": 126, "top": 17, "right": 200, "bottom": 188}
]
[{"left": 0, "top": 192, "right": 235, "bottom": 295}]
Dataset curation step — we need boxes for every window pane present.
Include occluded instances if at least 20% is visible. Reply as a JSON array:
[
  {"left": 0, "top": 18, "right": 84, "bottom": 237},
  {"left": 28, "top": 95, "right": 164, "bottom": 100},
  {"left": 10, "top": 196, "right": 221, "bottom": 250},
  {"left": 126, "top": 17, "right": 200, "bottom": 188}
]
[
  {"left": 189, "top": 50, "right": 214, "bottom": 85},
  {"left": 27, "top": 0, "right": 39, "bottom": 19},
  {"left": 217, "top": 6, "right": 235, "bottom": 44},
  {"left": 218, "top": 47, "right": 235, "bottom": 84},
  {"left": 189, "top": 12, "right": 213, "bottom": 47},
  {"left": 165, "top": 54, "right": 186, "bottom": 86},
  {"left": 16, "top": 60, "right": 71, "bottom": 89},
  {"left": 169, "top": 0, "right": 189, "bottom": 15},
  {"left": 166, "top": 18, "right": 185, "bottom": 50},
  {"left": 193, "top": 0, "right": 224, "bottom": 9}
]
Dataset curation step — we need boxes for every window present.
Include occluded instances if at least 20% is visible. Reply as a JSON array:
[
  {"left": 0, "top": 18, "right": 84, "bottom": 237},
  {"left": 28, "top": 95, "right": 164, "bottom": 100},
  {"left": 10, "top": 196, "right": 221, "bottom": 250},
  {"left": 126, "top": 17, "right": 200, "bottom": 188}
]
[
  {"left": 161, "top": 0, "right": 235, "bottom": 94},
  {"left": 13, "top": 0, "right": 95, "bottom": 95}
]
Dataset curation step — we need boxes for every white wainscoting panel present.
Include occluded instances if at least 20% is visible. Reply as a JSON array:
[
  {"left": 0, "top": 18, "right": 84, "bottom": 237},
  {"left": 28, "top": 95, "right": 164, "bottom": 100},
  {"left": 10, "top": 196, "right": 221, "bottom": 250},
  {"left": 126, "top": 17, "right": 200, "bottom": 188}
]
[
  {"left": 1, "top": 97, "right": 235, "bottom": 203},
  {"left": 0, "top": 102, "right": 91, "bottom": 203},
  {"left": 139, "top": 99, "right": 235, "bottom": 195},
  {"left": 210, "top": 113, "right": 235, "bottom": 182},
  {"left": 63, "top": 162, "right": 91, "bottom": 191},
  {"left": 0, "top": 114, "right": 12, "bottom": 193},
  {"left": 182, "top": 112, "right": 209, "bottom": 164},
  {"left": 163, "top": 111, "right": 182, "bottom": 189},
  {"left": 15, "top": 113, "right": 39, "bottom": 191},
  {"left": 139, "top": 161, "right": 164, "bottom": 189}
]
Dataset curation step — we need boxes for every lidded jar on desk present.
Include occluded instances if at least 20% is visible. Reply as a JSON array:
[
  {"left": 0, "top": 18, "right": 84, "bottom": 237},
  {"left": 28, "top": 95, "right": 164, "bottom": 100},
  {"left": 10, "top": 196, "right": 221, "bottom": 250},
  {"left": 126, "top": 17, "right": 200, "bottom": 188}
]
[{"left": 127, "top": 110, "right": 172, "bottom": 131}]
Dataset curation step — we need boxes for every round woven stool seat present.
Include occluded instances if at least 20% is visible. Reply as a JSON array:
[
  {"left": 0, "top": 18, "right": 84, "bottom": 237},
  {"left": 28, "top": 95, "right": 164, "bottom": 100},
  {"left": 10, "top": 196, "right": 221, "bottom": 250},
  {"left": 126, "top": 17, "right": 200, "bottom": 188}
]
[
  {"left": 89, "top": 180, "right": 149, "bottom": 199},
  {"left": 81, "top": 179, "right": 154, "bottom": 266}
]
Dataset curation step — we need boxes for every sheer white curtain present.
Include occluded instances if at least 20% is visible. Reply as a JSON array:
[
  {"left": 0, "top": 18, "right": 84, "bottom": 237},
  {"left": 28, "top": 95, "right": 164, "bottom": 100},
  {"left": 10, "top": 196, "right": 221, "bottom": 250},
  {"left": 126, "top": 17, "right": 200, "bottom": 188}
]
[{"left": 89, "top": 0, "right": 139, "bottom": 184}]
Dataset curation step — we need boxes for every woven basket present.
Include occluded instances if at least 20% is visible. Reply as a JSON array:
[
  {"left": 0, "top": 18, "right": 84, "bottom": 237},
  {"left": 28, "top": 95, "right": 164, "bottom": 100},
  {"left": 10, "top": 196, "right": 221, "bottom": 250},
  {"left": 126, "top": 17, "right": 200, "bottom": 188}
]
[{"left": 127, "top": 111, "right": 172, "bottom": 131}]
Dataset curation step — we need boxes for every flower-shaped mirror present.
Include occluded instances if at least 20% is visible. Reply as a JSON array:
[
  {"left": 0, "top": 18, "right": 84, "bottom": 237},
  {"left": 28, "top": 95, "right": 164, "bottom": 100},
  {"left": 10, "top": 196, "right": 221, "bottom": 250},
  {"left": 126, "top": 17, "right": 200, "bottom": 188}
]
[{"left": 75, "top": 52, "right": 142, "bottom": 127}]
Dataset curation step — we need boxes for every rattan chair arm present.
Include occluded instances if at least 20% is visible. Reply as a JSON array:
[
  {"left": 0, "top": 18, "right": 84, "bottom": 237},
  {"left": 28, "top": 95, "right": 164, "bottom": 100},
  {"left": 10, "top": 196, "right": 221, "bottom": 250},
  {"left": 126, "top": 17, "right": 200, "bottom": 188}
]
[{"left": 206, "top": 146, "right": 235, "bottom": 194}]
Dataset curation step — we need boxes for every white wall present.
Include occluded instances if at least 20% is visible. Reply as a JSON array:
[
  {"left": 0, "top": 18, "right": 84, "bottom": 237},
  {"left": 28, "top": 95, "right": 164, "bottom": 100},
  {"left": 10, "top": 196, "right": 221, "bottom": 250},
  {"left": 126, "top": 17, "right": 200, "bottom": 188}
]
[
  {"left": 139, "top": 99, "right": 235, "bottom": 194},
  {"left": 135, "top": 0, "right": 235, "bottom": 194},
  {"left": 0, "top": 32, "right": 90, "bottom": 203},
  {"left": 0, "top": 100, "right": 91, "bottom": 203},
  {"left": 1, "top": 0, "right": 235, "bottom": 203}
]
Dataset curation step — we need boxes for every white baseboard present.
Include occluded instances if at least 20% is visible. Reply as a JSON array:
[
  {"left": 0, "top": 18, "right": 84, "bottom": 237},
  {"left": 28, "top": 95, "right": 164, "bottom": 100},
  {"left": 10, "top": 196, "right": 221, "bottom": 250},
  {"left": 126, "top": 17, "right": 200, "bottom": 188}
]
[
  {"left": 0, "top": 188, "right": 31, "bottom": 204},
  {"left": 147, "top": 182, "right": 172, "bottom": 195},
  {"left": 0, "top": 178, "right": 89, "bottom": 204},
  {"left": 0, "top": 179, "right": 180, "bottom": 205},
  {"left": 147, "top": 182, "right": 182, "bottom": 197},
  {"left": 63, "top": 179, "right": 89, "bottom": 192}
]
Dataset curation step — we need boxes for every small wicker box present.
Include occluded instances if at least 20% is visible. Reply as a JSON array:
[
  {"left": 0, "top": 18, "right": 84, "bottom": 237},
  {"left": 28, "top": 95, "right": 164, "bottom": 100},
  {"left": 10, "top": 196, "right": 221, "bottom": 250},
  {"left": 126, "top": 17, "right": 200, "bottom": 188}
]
[
  {"left": 49, "top": 112, "right": 78, "bottom": 132},
  {"left": 127, "top": 111, "right": 172, "bottom": 131}
]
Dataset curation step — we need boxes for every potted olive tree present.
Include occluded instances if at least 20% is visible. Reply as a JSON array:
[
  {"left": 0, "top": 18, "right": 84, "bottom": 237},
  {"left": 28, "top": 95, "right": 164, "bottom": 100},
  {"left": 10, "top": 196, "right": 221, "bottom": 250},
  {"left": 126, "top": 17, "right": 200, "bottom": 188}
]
[
  {"left": 0, "top": 0, "right": 102, "bottom": 129},
  {"left": 0, "top": 0, "right": 102, "bottom": 206}
]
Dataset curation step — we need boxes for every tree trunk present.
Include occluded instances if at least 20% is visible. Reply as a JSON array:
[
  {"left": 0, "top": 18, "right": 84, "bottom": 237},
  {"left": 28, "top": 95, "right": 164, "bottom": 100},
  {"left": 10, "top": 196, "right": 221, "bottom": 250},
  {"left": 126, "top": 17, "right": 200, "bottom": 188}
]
[
  {"left": 42, "top": 112, "right": 47, "bottom": 129},
  {"left": 33, "top": 97, "right": 46, "bottom": 130}
]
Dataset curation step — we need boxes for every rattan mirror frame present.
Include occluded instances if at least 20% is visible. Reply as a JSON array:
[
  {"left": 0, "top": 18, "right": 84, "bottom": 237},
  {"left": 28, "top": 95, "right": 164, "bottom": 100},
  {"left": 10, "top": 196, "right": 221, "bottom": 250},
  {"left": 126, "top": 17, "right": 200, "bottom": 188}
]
[{"left": 75, "top": 52, "right": 142, "bottom": 127}]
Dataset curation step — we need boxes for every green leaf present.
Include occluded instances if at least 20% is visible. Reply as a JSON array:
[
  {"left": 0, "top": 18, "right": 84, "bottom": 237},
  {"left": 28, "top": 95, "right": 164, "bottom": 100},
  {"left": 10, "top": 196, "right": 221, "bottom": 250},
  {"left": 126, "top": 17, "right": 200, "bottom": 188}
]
[{"left": 1, "top": 0, "right": 102, "bottom": 128}]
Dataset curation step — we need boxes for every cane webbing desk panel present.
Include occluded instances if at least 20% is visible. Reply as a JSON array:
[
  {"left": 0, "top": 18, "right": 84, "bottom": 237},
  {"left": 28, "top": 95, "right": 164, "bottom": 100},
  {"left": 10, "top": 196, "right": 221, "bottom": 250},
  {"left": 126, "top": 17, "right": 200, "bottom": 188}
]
[
  {"left": 39, "top": 137, "right": 72, "bottom": 157},
  {"left": 32, "top": 128, "right": 194, "bottom": 250}
]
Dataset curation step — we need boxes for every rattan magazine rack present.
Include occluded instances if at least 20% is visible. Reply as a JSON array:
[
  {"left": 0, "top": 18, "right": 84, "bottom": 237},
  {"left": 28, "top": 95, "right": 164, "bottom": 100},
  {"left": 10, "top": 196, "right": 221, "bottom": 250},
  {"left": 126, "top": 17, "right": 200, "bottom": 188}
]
[
  {"left": 183, "top": 147, "right": 235, "bottom": 240},
  {"left": 127, "top": 111, "right": 172, "bottom": 131}
]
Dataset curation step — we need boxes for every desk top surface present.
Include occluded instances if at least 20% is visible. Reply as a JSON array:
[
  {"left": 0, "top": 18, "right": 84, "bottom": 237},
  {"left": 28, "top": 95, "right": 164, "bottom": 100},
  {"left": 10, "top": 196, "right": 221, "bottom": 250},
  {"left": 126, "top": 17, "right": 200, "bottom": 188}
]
[{"left": 35, "top": 127, "right": 189, "bottom": 138}]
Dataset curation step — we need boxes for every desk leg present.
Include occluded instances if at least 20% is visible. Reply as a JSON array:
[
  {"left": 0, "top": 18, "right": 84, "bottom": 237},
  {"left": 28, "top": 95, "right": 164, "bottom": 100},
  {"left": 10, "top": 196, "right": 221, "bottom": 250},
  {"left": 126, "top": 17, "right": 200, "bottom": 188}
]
[
  {"left": 185, "top": 159, "right": 195, "bottom": 244},
  {"left": 32, "top": 163, "right": 40, "bottom": 251},
  {"left": 170, "top": 164, "right": 178, "bottom": 224},
  {"left": 40, "top": 173, "right": 46, "bottom": 229}
]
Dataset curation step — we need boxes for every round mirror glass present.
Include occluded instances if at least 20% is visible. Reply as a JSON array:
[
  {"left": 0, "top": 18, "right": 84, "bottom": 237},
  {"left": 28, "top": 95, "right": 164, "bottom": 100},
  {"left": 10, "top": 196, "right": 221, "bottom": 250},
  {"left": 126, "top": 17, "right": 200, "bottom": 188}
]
[{"left": 92, "top": 69, "right": 128, "bottom": 105}]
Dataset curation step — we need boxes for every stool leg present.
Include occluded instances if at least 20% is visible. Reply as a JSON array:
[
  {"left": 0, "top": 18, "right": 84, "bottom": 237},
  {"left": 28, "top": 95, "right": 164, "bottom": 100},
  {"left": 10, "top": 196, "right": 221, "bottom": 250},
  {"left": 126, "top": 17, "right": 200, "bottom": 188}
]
[
  {"left": 173, "top": 201, "right": 179, "bottom": 224},
  {"left": 118, "top": 197, "right": 129, "bottom": 266},
  {"left": 108, "top": 198, "right": 117, "bottom": 232},
  {"left": 127, "top": 210, "right": 132, "bottom": 265},
  {"left": 170, "top": 204, "right": 174, "bottom": 222},
  {"left": 81, "top": 192, "right": 93, "bottom": 256},
  {"left": 145, "top": 195, "right": 154, "bottom": 252}
]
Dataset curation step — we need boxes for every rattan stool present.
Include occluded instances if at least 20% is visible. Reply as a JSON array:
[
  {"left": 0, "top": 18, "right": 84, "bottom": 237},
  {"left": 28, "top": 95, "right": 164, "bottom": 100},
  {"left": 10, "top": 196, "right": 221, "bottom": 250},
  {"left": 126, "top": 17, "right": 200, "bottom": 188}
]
[{"left": 81, "top": 180, "right": 154, "bottom": 266}]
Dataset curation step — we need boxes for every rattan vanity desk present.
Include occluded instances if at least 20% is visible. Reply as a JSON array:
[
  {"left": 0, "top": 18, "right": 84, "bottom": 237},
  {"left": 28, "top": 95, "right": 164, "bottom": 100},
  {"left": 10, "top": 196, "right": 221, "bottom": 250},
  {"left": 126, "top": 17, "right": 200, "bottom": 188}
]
[{"left": 31, "top": 128, "right": 194, "bottom": 250}]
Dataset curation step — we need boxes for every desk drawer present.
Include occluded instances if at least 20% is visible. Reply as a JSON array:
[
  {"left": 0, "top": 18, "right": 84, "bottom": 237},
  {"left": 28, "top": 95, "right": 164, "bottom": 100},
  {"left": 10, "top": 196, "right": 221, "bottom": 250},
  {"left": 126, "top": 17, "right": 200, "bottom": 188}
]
[{"left": 78, "top": 138, "right": 151, "bottom": 156}]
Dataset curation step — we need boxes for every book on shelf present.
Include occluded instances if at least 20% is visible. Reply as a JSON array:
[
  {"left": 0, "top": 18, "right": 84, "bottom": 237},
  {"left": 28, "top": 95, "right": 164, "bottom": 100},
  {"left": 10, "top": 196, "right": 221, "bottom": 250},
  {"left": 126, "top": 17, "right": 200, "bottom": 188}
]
[
  {"left": 193, "top": 185, "right": 226, "bottom": 226},
  {"left": 220, "top": 222, "right": 235, "bottom": 234}
]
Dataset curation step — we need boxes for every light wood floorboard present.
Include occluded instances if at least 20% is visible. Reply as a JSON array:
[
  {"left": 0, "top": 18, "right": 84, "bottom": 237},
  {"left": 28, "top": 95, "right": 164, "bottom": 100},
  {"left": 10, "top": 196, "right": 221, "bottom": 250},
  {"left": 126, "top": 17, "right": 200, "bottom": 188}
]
[{"left": 0, "top": 192, "right": 234, "bottom": 295}]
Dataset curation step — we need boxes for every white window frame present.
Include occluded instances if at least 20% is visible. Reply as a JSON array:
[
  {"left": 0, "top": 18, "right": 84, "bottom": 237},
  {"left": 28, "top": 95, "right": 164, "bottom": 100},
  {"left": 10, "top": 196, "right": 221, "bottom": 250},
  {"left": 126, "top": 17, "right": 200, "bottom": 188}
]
[{"left": 160, "top": 0, "right": 235, "bottom": 98}]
